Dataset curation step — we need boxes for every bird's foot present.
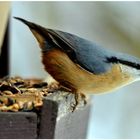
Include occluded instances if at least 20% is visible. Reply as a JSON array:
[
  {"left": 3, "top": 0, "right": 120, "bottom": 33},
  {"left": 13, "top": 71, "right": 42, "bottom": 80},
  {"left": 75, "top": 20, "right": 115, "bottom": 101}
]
[
  {"left": 71, "top": 93, "right": 87, "bottom": 112},
  {"left": 80, "top": 93, "right": 87, "bottom": 105}
]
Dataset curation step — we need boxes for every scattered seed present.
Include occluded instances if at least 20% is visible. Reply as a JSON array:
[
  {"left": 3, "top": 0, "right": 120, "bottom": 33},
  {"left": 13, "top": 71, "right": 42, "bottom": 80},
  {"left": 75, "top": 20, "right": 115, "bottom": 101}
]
[
  {"left": 7, "top": 98, "right": 15, "bottom": 106},
  {"left": 32, "top": 82, "right": 48, "bottom": 88},
  {"left": 3, "top": 91, "right": 13, "bottom": 95},
  {"left": 18, "top": 101, "right": 24, "bottom": 109},
  {"left": 0, "top": 77, "right": 60, "bottom": 112},
  {"left": 12, "top": 103, "right": 19, "bottom": 110},
  {"left": 0, "top": 85, "right": 19, "bottom": 94}
]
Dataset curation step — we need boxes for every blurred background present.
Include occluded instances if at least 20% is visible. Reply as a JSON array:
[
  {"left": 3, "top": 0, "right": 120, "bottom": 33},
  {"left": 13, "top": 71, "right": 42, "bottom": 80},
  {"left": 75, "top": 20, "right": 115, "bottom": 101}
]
[
  {"left": 1, "top": 1, "right": 140, "bottom": 138},
  {"left": 0, "top": 2, "right": 10, "bottom": 78}
]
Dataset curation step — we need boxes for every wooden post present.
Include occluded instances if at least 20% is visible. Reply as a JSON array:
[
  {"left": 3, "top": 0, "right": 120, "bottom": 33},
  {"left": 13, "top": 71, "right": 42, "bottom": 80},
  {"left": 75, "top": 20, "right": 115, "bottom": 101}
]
[
  {"left": 0, "top": 2, "right": 10, "bottom": 52},
  {"left": 38, "top": 99, "right": 90, "bottom": 139},
  {"left": 38, "top": 91, "right": 91, "bottom": 139},
  {"left": 0, "top": 112, "right": 37, "bottom": 139},
  {"left": 0, "top": 90, "right": 91, "bottom": 139},
  {"left": 0, "top": 2, "right": 10, "bottom": 78}
]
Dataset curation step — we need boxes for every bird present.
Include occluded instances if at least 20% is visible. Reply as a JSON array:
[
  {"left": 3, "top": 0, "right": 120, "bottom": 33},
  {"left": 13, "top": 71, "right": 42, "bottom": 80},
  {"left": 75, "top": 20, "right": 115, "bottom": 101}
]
[{"left": 14, "top": 17, "right": 140, "bottom": 111}]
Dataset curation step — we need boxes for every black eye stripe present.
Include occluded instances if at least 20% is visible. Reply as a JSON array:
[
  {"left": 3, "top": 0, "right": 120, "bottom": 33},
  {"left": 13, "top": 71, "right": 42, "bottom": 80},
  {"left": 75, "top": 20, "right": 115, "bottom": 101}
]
[{"left": 106, "top": 57, "right": 140, "bottom": 70}]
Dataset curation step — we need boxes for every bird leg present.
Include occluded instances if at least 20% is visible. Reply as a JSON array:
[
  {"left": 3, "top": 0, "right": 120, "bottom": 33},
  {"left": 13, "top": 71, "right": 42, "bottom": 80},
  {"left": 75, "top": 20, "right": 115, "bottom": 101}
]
[
  {"left": 71, "top": 92, "right": 87, "bottom": 112},
  {"left": 45, "top": 77, "right": 87, "bottom": 112}
]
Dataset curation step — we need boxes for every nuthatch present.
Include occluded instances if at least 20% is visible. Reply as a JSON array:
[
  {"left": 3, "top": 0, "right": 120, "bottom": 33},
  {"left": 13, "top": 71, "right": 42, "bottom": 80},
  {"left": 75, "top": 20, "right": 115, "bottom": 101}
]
[{"left": 15, "top": 17, "right": 140, "bottom": 109}]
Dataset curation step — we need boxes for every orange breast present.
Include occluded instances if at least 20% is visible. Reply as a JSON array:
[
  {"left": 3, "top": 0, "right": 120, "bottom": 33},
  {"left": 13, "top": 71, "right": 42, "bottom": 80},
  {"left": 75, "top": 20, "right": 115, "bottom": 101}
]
[{"left": 42, "top": 49, "right": 133, "bottom": 94}]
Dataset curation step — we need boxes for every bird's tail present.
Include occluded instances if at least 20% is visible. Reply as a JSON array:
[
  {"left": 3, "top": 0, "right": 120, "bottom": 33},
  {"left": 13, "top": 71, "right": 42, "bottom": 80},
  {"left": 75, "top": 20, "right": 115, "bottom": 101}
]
[
  {"left": 14, "top": 17, "right": 54, "bottom": 50},
  {"left": 14, "top": 17, "right": 76, "bottom": 54}
]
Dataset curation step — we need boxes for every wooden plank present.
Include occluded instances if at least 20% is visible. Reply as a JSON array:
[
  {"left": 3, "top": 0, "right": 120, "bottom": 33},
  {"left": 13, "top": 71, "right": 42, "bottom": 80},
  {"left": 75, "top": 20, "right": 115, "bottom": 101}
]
[
  {"left": 38, "top": 99, "right": 58, "bottom": 138},
  {"left": 0, "top": 112, "right": 37, "bottom": 138},
  {"left": 38, "top": 91, "right": 91, "bottom": 139},
  {"left": 54, "top": 103, "right": 90, "bottom": 139},
  {"left": 0, "top": 87, "right": 91, "bottom": 139}
]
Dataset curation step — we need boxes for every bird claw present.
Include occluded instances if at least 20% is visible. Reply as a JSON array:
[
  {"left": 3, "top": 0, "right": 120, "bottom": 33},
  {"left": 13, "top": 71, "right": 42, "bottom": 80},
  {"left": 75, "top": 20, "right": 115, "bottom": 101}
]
[{"left": 70, "top": 93, "right": 87, "bottom": 112}]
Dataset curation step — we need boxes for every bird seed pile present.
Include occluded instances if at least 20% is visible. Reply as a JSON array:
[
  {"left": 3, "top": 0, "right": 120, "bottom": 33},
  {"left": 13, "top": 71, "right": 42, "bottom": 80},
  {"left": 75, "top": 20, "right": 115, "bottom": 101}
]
[{"left": 0, "top": 77, "right": 52, "bottom": 112}]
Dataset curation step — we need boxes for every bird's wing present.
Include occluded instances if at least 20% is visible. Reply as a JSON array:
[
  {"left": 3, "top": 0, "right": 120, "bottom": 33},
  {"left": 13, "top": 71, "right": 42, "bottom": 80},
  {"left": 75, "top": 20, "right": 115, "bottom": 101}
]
[
  {"left": 46, "top": 29, "right": 113, "bottom": 74},
  {"left": 14, "top": 17, "right": 113, "bottom": 74}
]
